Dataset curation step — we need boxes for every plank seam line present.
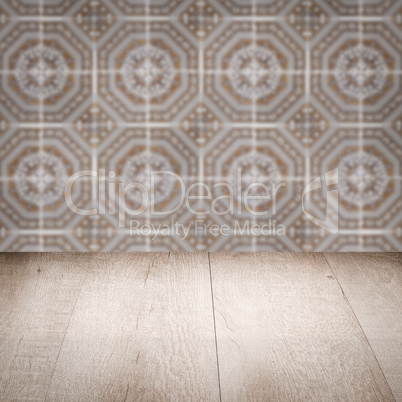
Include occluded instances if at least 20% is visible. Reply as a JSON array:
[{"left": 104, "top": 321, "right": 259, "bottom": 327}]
[
  {"left": 323, "top": 253, "right": 396, "bottom": 402},
  {"left": 208, "top": 252, "right": 223, "bottom": 402},
  {"left": 43, "top": 261, "right": 88, "bottom": 401}
]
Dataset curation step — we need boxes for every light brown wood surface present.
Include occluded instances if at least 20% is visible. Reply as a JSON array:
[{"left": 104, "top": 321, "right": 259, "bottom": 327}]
[
  {"left": 210, "top": 253, "right": 395, "bottom": 401},
  {"left": 325, "top": 253, "right": 402, "bottom": 401},
  {"left": 0, "top": 253, "right": 89, "bottom": 400},
  {"left": 0, "top": 252, "right": 400, "bottom": 401},
  {"left": 46, "top": 253, "right": 220, "bottom": 401}
]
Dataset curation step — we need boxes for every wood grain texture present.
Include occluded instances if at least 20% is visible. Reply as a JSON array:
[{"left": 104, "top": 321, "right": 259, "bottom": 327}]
[
  {"left": 0, "top": 253, "right": 88, "bottom": 400},
  {"left": 0, "top": 252, "right": 400, "bottom": 402},
  {"left": 45, "top": 253, "right": 219, "bottom": 401},
  {"left": 210, "top": 253, "right": 395, "bottom": 401},
  {"left": 325, "top": 252, "right": 402, "bottom": 401}
]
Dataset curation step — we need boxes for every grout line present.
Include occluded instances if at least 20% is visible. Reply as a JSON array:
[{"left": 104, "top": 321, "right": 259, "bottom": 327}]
[
  {"left": 358, "top": 0, "right": 364, "bottom": 253},
  {"left": 3, "top": 69, "right": 402, "bottom": 75},
  {"left": 8, "top": 16, "right": 394, "bottom": 22},
  {"left": 208, "top": 252, "right": 223, "bottom": 402},
  {"left": 2, "top": 174, "right": 401, "bottom": 183},
  {"left": 304, "top": 2, "right": 312, "bottom": 220},
  {"left": 322, "top": 253, "right": 396, "bottom": 402},
  {"left": 197, "top": 1, "right": 205, "bottom": 251},
  {"left": 91, "top": 47, "right": 98, "bottom": 202},
  {"left": 9, "top": 122, "right": 392, "bottom": 128},
  {"left": 91, "top": 8, "right": 99, "bottom": 249},
  {"left": 145, "top": 0, "right": 151, "bottom": 252},
  {"left": 0, "top": 175, "right": 321, "bottom": 182},
  {"left": 251, "top": 0, "right": 257, "bottom": 253},
  {"left": 7, "top": 228, "right": 400, "bottom": 236},
  {"left": 38, "top": 0, "right": 44, "bottom": 252}
]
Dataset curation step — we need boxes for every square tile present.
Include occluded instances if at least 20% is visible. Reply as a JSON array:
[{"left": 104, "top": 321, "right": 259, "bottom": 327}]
[
  {"left": 203, "top": 20, "right": 305, "bottom": 122},
  {"left": 0, "top": 21, "right": 92, "bottom": 123},
  {"left": 311, "top": 21, "right": 402, "bottom": 123},
  {"left": 0, "top": 127, "right": 92, "bottom": 230},
  {"left": 97, "top": 21, "right": 199, "bottom": 123},
  {"left": 311, "top": 128, "right": 402, "bottom": 230}
]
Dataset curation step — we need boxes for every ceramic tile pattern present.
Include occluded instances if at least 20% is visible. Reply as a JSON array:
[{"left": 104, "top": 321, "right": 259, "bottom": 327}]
[{"left": 0, "top": 0, "right": 401, "bottom": 251}]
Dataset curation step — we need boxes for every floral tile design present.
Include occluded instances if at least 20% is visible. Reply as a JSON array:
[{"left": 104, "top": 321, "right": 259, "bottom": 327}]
[
  {"left": 285, "top": 0, "right": 330, "bottom": 41},
  {"left": 0, "top": 20, "right": 92, "bottom": 122},
  {"left": 204, "top": 20, "right": 305, "bottom": 122},
  {"left": 311, "top": 21, "right": 402, "bottom": 123},
  {"left": 0, "top": 0, "right": 401, "bottom": 251},
  {"left": 0, "top": 128, "right": 92, "bottom": 230},
  {"left": 311, "top": 129, "right": 402, "bottom": 230},
  {"left": 97, "top": 21, "right": 198, "bottom": 123}
]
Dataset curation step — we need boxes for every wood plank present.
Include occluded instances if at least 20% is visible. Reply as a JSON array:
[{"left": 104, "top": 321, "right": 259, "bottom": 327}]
[
  {"left": 0, "top": 253, "right": 88, "bottom": 400},
  {"left": 325, "top": 252, "right": 402, "bottom": 401},
  {"left": 46, "top": 253, "right": 219, "bottom": 401},
  {"left": 210, "top": 252, "right": 395, "bottom": 401}
]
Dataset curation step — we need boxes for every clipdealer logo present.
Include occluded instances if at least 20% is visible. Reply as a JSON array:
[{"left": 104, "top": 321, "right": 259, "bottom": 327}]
[
  {"left": 302, "top": 168, "right": 339, "bottom": 234},
  {"left": 64, "top": 168, "right": 339, "bottom": 235},
  {"left": 64, "top": 169, "right": 286, "bottom": 221}
]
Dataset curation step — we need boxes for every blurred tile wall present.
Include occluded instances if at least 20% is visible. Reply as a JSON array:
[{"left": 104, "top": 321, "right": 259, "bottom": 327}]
[{"left": 0, "top": 0, "right": 401, "bottom": 251}]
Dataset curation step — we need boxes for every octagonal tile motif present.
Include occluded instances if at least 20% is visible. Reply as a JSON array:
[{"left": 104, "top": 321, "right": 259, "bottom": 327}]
[
  {"left": 311, "top": 22, "right": 402, "bottom": 122},
  {"left": 98, "top": 128, "right": 197, "bottom": 228},
  {"left": 204, "top": 128, "right": 305, "bottom": 220},
  {"left": 311, "top": 129, "right": 402, "bottom": 229},
  {"left": 204, "top": 22, "right": 305, "bottom": 122},
  {"left": 98, "top": 22, "right": 198, "bottom": 122},
  {"left": 0, "top": 128, "right": 91, "bottom": 229},
  {"left": 0, "top": 22, "right": 92, "bottom": 122}
]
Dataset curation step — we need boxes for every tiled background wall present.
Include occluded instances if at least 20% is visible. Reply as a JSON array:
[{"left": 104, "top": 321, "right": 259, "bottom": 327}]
[{"left": 0, "top": 0, "right": 401, "bottom": 251}]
